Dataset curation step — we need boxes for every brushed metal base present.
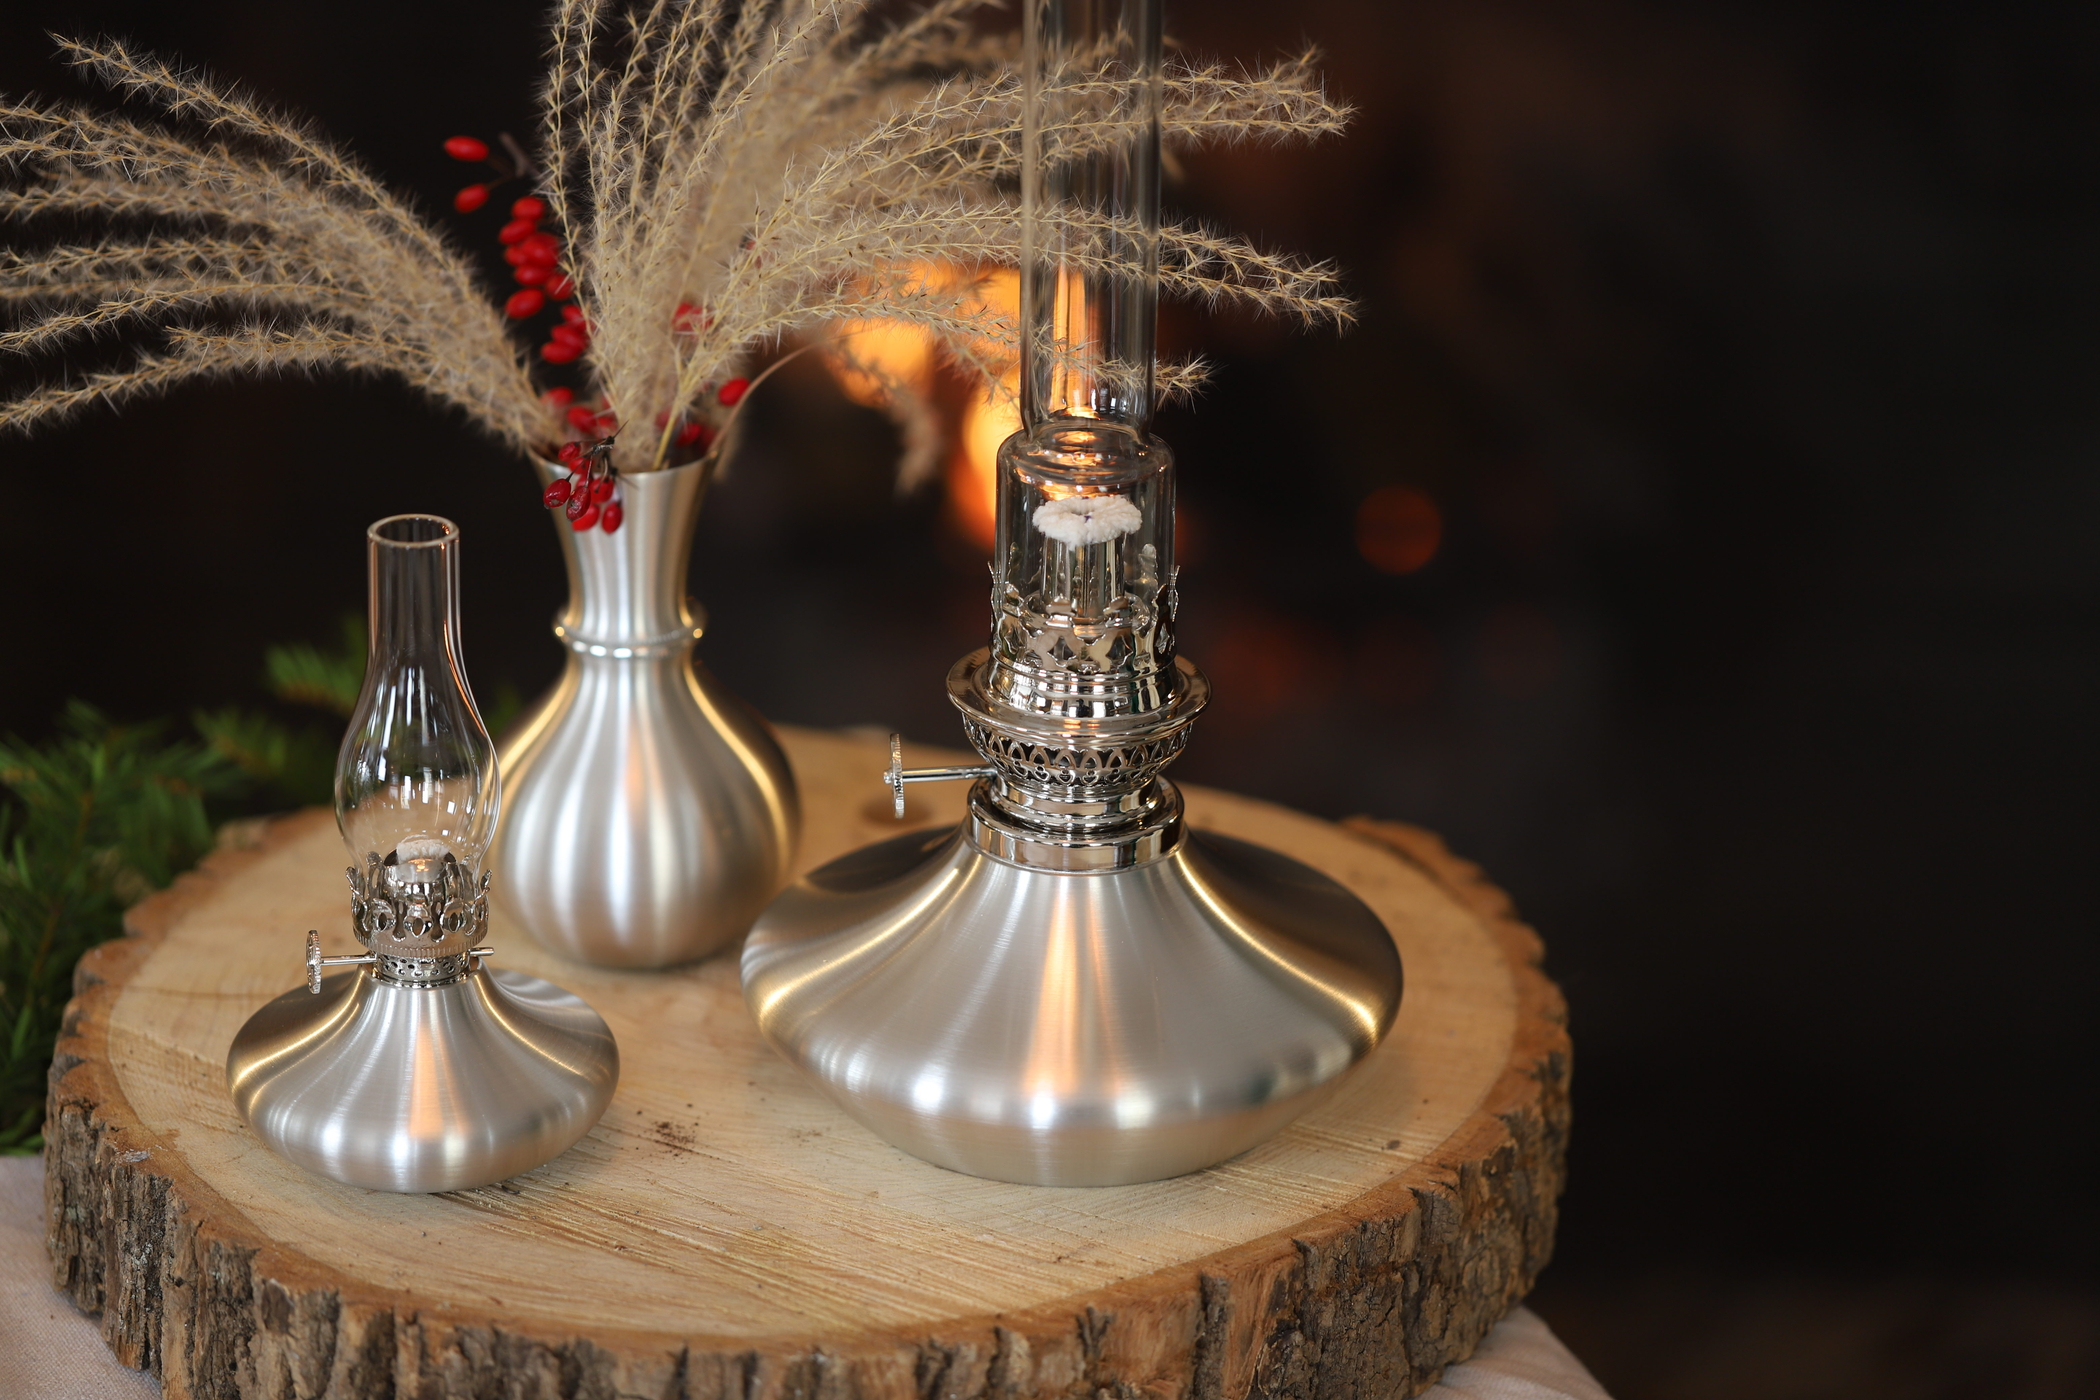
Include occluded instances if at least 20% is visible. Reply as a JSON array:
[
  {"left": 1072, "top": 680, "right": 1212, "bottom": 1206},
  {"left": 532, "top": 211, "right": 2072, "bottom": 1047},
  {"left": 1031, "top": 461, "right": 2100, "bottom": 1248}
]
[
  {"left": 227, "top": 966, "right": 619, "bottom": 1193},
  {"left": 741, "top": 812, "right": 1403, "bottom": 1185}
]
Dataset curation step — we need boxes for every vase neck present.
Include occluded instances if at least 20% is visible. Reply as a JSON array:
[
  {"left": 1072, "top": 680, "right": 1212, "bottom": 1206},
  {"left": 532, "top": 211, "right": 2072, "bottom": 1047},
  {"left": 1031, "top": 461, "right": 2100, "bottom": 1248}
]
[{"left": 539, "top": 460, "right": 706, "bottom": 646}]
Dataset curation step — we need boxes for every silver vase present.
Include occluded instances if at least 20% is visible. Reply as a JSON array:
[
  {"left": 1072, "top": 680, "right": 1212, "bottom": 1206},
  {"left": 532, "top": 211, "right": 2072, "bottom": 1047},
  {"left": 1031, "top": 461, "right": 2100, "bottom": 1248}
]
[{"left": 492, "top": 460, "right": 800, "bottom": 967}]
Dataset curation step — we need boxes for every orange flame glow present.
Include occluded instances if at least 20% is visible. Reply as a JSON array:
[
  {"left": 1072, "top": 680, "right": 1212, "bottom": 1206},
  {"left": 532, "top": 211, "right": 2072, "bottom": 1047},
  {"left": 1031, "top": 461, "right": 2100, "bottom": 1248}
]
[
  {"left": 818, "top": 264, "right": 1021, "bottom": 550},
  {"left": 952, "top": 368, "right": 1019, "bottom": 548},
  {"left": 827, "top": 316, "right": 936, "bottom": 407}
]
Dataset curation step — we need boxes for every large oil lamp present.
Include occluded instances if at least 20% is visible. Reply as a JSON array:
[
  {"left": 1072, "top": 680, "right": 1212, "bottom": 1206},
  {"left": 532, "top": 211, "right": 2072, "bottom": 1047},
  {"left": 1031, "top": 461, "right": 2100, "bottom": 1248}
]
[
  {"left": 741, "top": 0, "right": 1403, "bottom": 1186},
  {"left": 227, "top": 515, "right": 619, "bottom": 1193}
]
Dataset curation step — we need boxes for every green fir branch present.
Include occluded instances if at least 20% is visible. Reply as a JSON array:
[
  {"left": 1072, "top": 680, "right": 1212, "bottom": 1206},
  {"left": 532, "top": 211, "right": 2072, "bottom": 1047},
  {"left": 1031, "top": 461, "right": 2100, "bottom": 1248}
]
[
  {"left": 263, "top": 615, "right": 366, "bottom": 717},
  {"left": 0, "top": 703, "right": 237, "bottom": 1151}
]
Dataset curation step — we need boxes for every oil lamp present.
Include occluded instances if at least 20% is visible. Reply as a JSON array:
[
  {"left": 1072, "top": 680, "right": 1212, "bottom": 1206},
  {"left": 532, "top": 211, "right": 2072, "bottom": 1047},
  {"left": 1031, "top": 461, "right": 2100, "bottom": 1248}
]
[
  {"left": 740, "top": 0, "right": 1403, "bottom": 1186},
  {"left": 227, "top": 515, "right": 619, "bottom": 1193}
]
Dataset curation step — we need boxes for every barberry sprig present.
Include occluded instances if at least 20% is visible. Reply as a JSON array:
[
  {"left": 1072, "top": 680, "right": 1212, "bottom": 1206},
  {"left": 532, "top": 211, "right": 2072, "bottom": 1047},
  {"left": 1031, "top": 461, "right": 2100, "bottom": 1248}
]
[
  {"left": 442, "top": 132, "right": 536, "bottom": 214},
  {"left": 446, "top": 136, "right": 583, "bottom": 362},
  {"left": 528, "top": 307, "right": 738, "bottom": 509},
  {"left": 542, "top": 430, "right": 622, "bottom": 534}
]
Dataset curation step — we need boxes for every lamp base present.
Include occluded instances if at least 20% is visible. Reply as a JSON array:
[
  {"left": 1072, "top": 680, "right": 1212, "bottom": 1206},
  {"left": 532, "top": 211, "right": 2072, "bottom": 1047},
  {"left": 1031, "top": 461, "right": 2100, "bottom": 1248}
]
[
  {"left": 227, "top": 965, "right": 619, "bottom": 1193},
  {"left": 742, "top": 797, "right": 1403, "bottom": 1186}
]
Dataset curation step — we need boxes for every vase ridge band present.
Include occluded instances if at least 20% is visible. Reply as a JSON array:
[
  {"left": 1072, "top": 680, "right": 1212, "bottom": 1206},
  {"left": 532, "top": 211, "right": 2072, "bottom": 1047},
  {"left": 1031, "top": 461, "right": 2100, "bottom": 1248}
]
[{"left": 551, "top": 614, "right": 706, "bottom": 657}]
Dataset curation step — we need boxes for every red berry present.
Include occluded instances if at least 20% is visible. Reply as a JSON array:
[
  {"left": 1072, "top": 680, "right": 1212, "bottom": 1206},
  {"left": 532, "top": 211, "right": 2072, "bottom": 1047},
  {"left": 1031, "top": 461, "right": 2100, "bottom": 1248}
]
[
  {"left": 545, "top": 275, "right": 575, "bottom": 300},
  {"left": 561, "top": 304, "right": 588, "bottom": 325},
  {"left": 600, "top": 503, "right": 624, "bottom": 534},
  {"left": 444, "top": 136, "right": 490, "bottom": 162},
  {"left": 514, "top": 263, "right": 548, "bottom": 287},
  {"left": 498, "top": 218, "right": 536, "bottom": 245},
  {"left": 505, "top": 288, "right": 546, "bottom": 319},
  {"left": 453, "top": 184, "right": 489, "bottom": 213},
  {"left": 571, "top": 502, "right": 601, "bottom": 531},
  {"left": 521, "top": 232, "right": 560, "bottom": 259},
  {"left": 591, "top": 475, "right": 616, "bottom": 503},
  {"left": 511, "top": 196, "right": 547, "bottom": 221},
  {"left": 566, "top": 405, "right": 598, "bottom": 431},
  {"left": 551, "top": 323, "right": 588, "bottom": 349},
  {"left": 595, "top": 412, "right": 618, "bottom": 433},
  {"left": 557, "top": 440, "right": 583, "bottom": 466},
  {"left": 565, "top": 491, "right": 588, "bottom": 522},
  {"left": 541, "top": 341, "right": 581, "bottom": 364},
  {"left": 542, "top": 479, "right": 573, "bottom": 508},
  {"left": 717, "top": 377, "right": 750, "bottom": 407},
  {"left": 676, "top": 420, "right": 713, "bottom": 448},
  {"left": 544, "top": 386, "right": 575, "bottom": 407}
]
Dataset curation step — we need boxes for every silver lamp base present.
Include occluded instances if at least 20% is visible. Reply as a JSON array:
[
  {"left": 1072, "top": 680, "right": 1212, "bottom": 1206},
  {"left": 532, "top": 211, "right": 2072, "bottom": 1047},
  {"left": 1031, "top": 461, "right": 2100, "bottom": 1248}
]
[
  {"left": 228, "top": 965, "right": 619, "bottom": 1193},
  {"left": 742, "top": 786, "right": 1403, "bottom": 1186}
]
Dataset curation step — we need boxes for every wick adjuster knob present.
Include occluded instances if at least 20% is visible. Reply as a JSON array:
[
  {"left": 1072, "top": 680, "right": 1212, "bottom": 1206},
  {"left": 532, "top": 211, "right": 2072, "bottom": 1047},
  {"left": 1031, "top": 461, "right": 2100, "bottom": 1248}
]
[
  {"left": 306, "top": 930, "right": 377, "bottom": 994},
  {"left": 304, "top": 930, "right": 496, "bottom": 994},
  {"left": 883, "top": 732, "right": 994, "bottom": 819}
]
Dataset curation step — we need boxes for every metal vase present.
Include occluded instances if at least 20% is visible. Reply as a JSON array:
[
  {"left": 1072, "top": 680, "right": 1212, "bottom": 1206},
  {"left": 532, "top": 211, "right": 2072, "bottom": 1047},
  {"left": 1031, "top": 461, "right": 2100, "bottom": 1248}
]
[{"left": 492, "top": 460, "right": 799, "bottom": 967}]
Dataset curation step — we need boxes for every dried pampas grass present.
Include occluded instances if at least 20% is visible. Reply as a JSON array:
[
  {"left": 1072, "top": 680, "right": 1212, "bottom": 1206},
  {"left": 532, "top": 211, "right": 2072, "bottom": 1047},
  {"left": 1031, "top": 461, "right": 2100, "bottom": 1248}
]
[{"left": 0, "top": 1, "right": 1354, "bottom": 479}]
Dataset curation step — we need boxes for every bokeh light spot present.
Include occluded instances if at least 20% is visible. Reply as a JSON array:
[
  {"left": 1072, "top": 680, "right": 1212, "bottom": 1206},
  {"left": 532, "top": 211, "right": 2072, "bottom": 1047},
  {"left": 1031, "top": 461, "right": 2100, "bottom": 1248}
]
[{"left": 1355, "top": 485, "right": 1443, "bottom": 574}]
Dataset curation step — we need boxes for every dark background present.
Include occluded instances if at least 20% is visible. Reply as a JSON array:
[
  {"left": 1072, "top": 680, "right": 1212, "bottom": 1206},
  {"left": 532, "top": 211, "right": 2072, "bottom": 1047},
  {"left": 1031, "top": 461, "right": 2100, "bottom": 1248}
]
[{"left": 3, "top": 3, "right": 2097, "bottom": 1396}]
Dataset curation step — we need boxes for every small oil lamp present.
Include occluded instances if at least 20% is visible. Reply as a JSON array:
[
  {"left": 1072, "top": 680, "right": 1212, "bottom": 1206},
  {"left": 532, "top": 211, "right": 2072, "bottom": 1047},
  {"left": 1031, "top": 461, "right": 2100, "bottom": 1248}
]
[
  {"left": 741, "top": 0, "right": 1403, "bottom": 1186},
  {"left": 227, "top": 515, "right": 619, "bottom": 1193}
]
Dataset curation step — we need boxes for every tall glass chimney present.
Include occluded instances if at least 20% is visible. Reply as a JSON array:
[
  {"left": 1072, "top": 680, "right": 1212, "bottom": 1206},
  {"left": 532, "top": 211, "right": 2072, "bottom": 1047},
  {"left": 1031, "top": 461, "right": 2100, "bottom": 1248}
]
[{"left": 1020, "top": 0, "right": 1162, "bottom": 432}]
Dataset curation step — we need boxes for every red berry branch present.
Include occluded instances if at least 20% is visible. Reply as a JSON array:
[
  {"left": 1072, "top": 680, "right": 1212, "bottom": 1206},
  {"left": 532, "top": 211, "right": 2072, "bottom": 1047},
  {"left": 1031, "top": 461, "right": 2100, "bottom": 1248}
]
[
  {"left": 543, "top": 431, "right": 622, "bottom": 534},
  {"left": 445, "top": 135, "right": 763, "bottom": 496},
  {"left": 445, "top": 134, "right": 581, "bottom": 363}
]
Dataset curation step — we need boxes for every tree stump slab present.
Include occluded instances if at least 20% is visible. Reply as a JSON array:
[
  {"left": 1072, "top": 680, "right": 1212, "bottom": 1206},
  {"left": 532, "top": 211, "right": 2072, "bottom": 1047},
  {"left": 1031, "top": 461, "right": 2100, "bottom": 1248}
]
[{"left": 44, "top": 726, "right": 1570, "bottom": 1400}]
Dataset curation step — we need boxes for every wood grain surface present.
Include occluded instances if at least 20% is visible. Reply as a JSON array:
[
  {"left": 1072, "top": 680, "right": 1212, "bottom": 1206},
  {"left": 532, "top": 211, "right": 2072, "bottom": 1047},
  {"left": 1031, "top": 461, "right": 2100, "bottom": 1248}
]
[{"left": 44, "top": 725, "right": 1569, "bottom": 1400}]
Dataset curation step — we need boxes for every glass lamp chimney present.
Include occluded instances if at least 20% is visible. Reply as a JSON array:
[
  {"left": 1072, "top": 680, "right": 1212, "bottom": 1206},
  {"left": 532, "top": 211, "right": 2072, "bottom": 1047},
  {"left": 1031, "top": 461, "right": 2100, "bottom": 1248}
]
[
  {"left": 336, "top": 515, "right": 499, "bottom": 885},
  {"left": 992, "top": 0, "right": 1177, "bottom": 727},
  {"left": 1020, "top": 0, "right": 1163, "bottom": 433}
]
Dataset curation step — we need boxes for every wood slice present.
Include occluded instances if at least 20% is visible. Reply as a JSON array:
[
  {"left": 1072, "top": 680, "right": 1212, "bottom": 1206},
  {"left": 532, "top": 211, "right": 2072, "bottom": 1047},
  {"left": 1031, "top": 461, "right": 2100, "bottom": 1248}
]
[{"left": 44, "top": 725, "right": 1569, "bottom": 1400}]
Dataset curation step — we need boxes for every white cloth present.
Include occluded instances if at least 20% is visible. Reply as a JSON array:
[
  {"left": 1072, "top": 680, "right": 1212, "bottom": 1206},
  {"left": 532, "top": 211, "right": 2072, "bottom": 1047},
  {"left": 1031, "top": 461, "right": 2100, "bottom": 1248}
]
[
  {"left": 0, "top": 1156, "right": 158, "bottom": 1400},
  {"left": 0, "top": 1155, "right": 1608, "bottom": 1399},
  {"left": 1431, "top": 1305, "right": 1615, "bottom": 1400}
]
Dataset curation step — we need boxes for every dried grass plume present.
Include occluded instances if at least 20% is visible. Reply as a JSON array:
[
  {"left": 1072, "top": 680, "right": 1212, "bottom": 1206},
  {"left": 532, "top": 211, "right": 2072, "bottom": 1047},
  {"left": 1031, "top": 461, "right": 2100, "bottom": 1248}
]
[{"left": 0, "top": 3, "right": 1355, "bottom": 480}]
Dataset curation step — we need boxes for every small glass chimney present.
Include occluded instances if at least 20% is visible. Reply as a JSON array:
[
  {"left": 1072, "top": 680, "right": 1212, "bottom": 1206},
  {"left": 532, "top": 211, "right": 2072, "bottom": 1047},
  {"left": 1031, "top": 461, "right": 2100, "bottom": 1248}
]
[{"left": 336, "top": 514, "right": 500, "bottom": 887}]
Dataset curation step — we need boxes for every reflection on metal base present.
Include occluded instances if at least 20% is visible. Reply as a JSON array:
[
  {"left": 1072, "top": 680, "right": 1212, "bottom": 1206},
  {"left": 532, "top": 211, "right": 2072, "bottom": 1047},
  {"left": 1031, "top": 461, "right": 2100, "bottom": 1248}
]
[
  {"left": 742, "top": 795, "right": 1402, "bottom": 1186},
  {"left": 227, "top": 966, "right": 619, "bottom": 1193}
]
